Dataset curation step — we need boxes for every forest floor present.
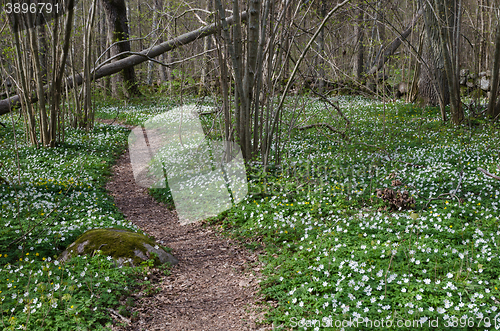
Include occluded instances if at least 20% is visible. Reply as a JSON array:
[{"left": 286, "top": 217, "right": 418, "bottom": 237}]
[
  {"left": 94, "top": 100, "right": 500, "bottom": 329},
  {"left": 106, "top": 146, "right": 272, "bottom": 331}
]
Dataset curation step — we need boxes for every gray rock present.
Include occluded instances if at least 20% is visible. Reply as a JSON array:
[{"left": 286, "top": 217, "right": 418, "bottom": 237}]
[
  {"left": 59, "top": 228, "right": 178, "bottom": 267},
  {"left": 142, "top": 243, "right": 179, "bottom": 266},
  {"left": 479, "top": 76, "right": 490, "bottom": 91},
  {"left": 479, "top": 70, "right": 491, "bottom": 78}
]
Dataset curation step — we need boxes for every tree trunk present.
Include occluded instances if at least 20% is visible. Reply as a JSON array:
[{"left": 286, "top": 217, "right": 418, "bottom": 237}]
[
  {"left": 97, "top": 0, "right": 108, "bottom": 93},
  {"left": 487, "top": 21, "right": 500, "bottom": 120},
  {"left": 27, "top": 21, "right": 49, "bottom": 145},
  {"left": 232, "top": 0, "right": 245, "bottom": 159},
  {"left": 252, "top": 0, "right": 270, "bottom": 155},
  {"left": 216, "top": 29, "right": 231, "bottom": 142},
  {"left": 200, "top": 0, "right": 213, "bottom": 93},
  {"left": 418, "top": 0, "right": 448, "bottom": 109},
  {"left": 36, "top": 15, "right": 49, "bottom": 85},
  {"left": 215, "top": 0, "right": 247, "bottom": 158},
  {"left": 147, "top": 0, "right": 159, "bottom": 85},
  {"left": 418, "top": 0, "right": 463, "bottom": 124},
  {"left": 242, "top": 0, "right": 261, "bottom": 159},
  {"left": 101, "top": 0, "right": 141, "bottom": 97},
  {"left": 100, "top": 0, "right": 111, "bottom": 95},
  {"left": 161, "top": 0, "right": 173, "bottom": 86},
  {"left": 353, "top": 2, "right": 364, "bottom": 79},
  {"left": 437, "top": 0, "right": 462, "bottom": 124},
  {"left": 82, "top": 0, "right": 97, "bottom": 129},
  {"left": 49, "top": 0, "right": 75, "bottom": 145},
  {"left": 317, "top": 1, "right": 326, "bottom": 91},
  {"left": 478, "top": 0, "right": 486, "bottom": 73}
]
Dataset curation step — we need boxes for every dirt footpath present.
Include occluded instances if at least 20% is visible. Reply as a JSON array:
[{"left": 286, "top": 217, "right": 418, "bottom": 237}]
[{"left": 106, "top": 149, "right": 272, "bottom": 331}]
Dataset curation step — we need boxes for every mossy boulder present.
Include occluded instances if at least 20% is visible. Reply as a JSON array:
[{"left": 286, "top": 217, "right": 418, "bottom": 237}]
[{"left": 59, "top": 228, "right": 178, "bottom": 267}]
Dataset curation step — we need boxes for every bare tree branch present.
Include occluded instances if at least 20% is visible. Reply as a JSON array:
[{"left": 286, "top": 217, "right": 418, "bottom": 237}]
[
  {"left": 308, "top": 88, "right": 350, "bottom": 125},
  {"left": 478, "top": 167, "right": 500, "bottom": 181}
]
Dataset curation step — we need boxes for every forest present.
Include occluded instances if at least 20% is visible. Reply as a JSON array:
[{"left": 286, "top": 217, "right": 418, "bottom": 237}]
[{"left": 1, "top": 0, "right": 500, "bottom": 330}]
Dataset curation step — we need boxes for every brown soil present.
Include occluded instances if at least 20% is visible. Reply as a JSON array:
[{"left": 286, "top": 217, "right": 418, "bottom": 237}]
[{"left": 105, "top": 146, "right": 272, "bottom": 331}]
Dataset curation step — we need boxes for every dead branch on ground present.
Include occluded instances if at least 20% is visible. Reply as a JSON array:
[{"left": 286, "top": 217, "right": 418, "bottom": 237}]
[
  {"left": 478, "top": 167, "right": 500, "bottom": 181},
  {"left": 296, "top": 122, "right": 350, "bottom": 141}
]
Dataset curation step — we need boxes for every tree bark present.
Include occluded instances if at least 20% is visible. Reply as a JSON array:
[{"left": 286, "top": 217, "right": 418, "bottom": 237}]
[
  {"left": 35, "top": 15, "right": 49, "bottom": 85},
  {"left": 252, "top": 0, "right": 270, "bottom": 155},
  {"left": 418, "top": 0, "right": 462, "bottom": 124},
  {"left": 199, "top": 0, "right": 213, "bottom": 92},
  {"left": 366, "top": 7, "right": 424, "bottom": 76},
  {"left": 232, "top": 0, "right": 245, "bottom": 158},
  {"left": 317, "top": 1, "right": 326, "bottom": 90},
  {"left": 435, "top": 0, "right": 462, "bottom": 124},
  {"left": 101, "top": 0, "right": 141, "bottom": 97},
  {"left": 215, "top": 0, "right": 247, "bottom": 158},
  {"left": 488, "top": 22, "right": 500, "bottom": 120},
  {"left": 242, "top": 0, "right": 261, "bottom": 159},
  {"left": 82, "top": 0, "right": 97, "bottom": 129},
  {"left": 353, "top": 2, "right": 364, "bottom": 79},
  {"left": 27, "top": 18, "right": 49, "bottom": 145},
  {"left": 147, "top": 0, "right": 159, "bottom": 85},
  {"left": 418, "top": 0, "right": 448, "bottom": 109}
]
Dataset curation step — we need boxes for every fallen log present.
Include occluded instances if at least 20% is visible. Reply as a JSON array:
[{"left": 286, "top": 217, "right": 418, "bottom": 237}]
[{"left": 0, "top": 12, "right": 247, "bottom": 116}]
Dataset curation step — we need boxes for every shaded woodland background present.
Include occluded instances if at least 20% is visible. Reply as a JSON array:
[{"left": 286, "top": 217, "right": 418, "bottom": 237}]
[{"left": 1, "top": 0, "right": 499, "bottom": 157}]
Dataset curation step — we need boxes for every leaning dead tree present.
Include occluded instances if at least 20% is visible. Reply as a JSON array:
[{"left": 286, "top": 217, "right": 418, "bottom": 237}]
[
  {"left": 365, "top": 6, "right": 424, "bottom": 76},
  {"left": 0, "top": 12, "right": 248, "bottom": 117}
]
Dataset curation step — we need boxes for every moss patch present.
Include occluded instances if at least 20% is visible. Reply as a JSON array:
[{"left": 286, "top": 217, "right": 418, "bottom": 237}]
[{"left": 59, "top": 228, "right": 178, "bottom": 267}]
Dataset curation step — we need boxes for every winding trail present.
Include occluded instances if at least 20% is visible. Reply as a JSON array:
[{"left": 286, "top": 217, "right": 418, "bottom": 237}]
[{"left": 106, "top": 148, "right": 271, "bottom": 331}]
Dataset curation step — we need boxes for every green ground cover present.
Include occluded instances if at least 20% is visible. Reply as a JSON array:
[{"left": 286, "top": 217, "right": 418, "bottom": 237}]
[
  {"left": 101, "top": 96, "right": 500, "bottom": 330},
  {"left": 3, "top": 93, "right": 498, "bottom": 330},
  {"left": 0, "top": 120, "right": 160, "bottom": 330},
  {"left": 222, "top": 98, "right": 500, "bottom": 330}
]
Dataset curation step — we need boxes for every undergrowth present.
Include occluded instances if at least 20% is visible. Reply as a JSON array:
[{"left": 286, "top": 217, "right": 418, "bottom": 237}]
[
  {"left": 98, "top": 95, "right": 500, "bottom": 330},
  {"left": 0, "top": 119, "right": 171, "bottom": 330}
]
